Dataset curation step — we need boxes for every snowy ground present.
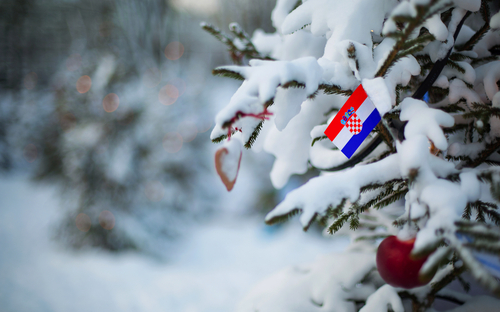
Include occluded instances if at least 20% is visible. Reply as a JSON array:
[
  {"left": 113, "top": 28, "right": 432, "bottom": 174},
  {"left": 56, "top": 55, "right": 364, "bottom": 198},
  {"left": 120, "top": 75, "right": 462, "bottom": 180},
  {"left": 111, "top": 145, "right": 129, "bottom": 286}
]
[{"left": 0, "top": 175, "right": 349, "bottom": 312}]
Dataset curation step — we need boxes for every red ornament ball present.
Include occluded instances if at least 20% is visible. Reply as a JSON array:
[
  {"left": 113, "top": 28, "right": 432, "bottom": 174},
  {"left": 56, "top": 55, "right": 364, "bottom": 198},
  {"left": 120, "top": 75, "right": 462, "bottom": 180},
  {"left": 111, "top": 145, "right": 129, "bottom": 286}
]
[{"left": 376, "top": 235, "right": 434, "bottom": 289}]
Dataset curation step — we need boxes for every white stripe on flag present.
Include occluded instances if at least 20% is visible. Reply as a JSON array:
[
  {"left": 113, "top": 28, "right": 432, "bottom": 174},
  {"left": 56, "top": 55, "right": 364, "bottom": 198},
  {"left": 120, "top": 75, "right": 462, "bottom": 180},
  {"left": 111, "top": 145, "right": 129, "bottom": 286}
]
[
  {"left": 332, "top": 127, "right": 353, "bottom": 149},
  {"left": 355, "top": 98, "right": 376, "bottom": 121}
]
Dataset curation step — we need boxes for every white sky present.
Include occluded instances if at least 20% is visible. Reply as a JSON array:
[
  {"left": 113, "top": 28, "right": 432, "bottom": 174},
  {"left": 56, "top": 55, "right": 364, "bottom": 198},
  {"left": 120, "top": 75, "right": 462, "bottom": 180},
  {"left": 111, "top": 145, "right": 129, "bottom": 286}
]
[{"left": 170, "top": 0, "right": 220, "bottom": 15}]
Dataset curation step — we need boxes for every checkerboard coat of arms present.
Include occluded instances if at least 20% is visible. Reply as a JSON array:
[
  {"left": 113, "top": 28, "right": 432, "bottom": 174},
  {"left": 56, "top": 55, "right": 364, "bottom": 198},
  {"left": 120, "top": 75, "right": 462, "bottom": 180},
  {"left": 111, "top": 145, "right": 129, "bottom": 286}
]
[{"left": 345, "top": 113, "right": 362, "bottom": 135}]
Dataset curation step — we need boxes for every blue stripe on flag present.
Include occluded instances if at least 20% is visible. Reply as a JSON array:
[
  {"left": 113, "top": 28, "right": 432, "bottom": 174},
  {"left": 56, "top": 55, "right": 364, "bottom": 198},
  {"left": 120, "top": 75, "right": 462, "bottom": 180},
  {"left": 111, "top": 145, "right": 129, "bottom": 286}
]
[{"left": 341, "top": 109, "right": 381, "bottom": 158}]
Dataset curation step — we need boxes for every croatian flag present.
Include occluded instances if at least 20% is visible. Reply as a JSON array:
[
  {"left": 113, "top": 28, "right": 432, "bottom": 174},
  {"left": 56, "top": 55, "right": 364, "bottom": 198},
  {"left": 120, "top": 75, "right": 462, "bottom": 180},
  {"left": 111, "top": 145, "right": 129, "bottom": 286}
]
[{"left": 324, "top": 84, "right": 381, "bottom": 159}]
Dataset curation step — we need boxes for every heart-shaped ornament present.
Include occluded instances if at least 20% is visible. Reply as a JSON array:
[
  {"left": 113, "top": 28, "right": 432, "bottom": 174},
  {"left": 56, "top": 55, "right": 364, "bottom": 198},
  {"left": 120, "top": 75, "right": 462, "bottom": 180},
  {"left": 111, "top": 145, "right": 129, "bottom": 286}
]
[{"left": 215, "top": 139, "right": 242, "bottom": 191}]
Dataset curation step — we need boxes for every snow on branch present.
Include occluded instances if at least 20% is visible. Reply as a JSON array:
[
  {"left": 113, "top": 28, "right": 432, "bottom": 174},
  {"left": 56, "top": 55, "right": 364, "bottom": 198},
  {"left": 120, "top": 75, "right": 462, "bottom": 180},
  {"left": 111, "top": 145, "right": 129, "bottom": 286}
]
[
  {"left": 236, "top": 252, "right": 376, "bottom": 312},
  {"left": 210, "top": 57, "right": 322, "bottom": 145},
  {"left": 265, "top": 154, "right": 401, "bottom": 230}
]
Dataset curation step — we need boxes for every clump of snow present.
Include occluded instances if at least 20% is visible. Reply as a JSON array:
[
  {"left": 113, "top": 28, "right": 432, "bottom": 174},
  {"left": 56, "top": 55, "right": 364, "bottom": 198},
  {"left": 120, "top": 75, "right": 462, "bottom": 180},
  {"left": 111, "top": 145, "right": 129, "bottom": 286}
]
[
  {"left": 273, "top": 87, "right": 308, "bottom": 131},
  {"left": 273, "top": 30, "right": 327, "bottom": 60},
  {"left": 475, "top": 61, "right": 500, "bottom": 102},
  {"left": 449, "top": 79, "right": 482, "bottom": 105},
  {"left": 383, "top": 56, "right": 421, "bottom": 106},
  {"left": 359, "top": 285, "right": 404, "bottom": 312},
  {"left": 271, "top": 0, "right": 300, "bottom": 33},
  {"left": 424, "top": 8, "right": 467, "bottom": 62},
  {"left": 264, "top": 94, "right": 339, "bottom": 189},
  {"left": 460, "top": 171, "right": 481, "bottom": 203},
  {"left": 362, "top": 77, "right": 392, "bottom": 116},
  {"left": 400, "top": 98, "right": 454, "bottom": 151},
  {"left": 415, "top": 179, "right": 468, "bottom": 253},
  {"left": 433, "top": 75, "right": 449, "bottom": 89},
  {"left": 251, "top": 29, "right": 281, "bottom": 56},
  {"left": 236, "top": 252, "right": 376, "bottom": 312},
  {"left": 442, "top": 61, "right": 476, "bottom": 85},
  {"left": 423, "top": 14, "right": 448, "bottom": 41},
  {"left": 473, "top": 30, "right": 500, "bottom": 58},
  {"left": 493, "top": 92, "right": 500, "bottom": 108},
  {"left": 491, "top": 11, "right": 500, "bottom": 29},
  {"left": 281, "top": 0, "right": 397, "bottom": 51}
]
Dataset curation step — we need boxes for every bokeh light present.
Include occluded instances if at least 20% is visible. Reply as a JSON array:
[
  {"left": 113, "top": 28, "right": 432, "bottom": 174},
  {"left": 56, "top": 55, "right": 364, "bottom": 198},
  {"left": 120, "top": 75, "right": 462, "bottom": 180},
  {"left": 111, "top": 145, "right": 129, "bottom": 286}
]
[
  {"left": 60, "top": 113, "right": 77, "bottom": 131},
  {"left": 76, "top": 75, "right": 92, "bottom": 93},
  {"left": 164, "top": 42, "right": 184, "bottom": 60},
  {"left": 23, "top": 144, "right": 38, "bottom": 162},
  {"left": 99, "top": 210, "right": 115, "bottom": 230},
  {"left": 103, "top": 93, "right": 120, "bottom": 112},
  {"left": 197, "top": 118, "right": 213, "bottom": 133},
  {"left": 142, "top": 67, "right": 162, "bottom": 88},
  {"left": 144, "top": 181, "right": 165, "bottom": 202},
  {"left": 168, "top": 77, "right": 186, "bottom": 96},
  {"left": 163, "top": 132, "right": 183, "bottom": 153},
  {"left": 23, "top": 72, "right": 38, "bottom": 90},
  {"left": 75, "top": 213, "right": 91, "bottom": 232},
  {"left": 177, "top": 120, "right": 198, "bottom": 142},
  {"left": 66, "top": 53, "right": 82, "bottom": 71},
  {"left": 158, "top": 84, "right": 179, "bottom": 105}
]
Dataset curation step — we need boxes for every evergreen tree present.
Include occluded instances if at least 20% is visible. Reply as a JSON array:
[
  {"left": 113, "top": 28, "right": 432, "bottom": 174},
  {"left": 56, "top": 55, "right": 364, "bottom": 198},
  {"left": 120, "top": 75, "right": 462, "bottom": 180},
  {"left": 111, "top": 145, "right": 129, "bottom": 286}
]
[
  {"left": 0, "top": 0, "right": 218, "bottom": 255},
  {"left": 204, "top": 0, "right": 500, "bottom": 311}
]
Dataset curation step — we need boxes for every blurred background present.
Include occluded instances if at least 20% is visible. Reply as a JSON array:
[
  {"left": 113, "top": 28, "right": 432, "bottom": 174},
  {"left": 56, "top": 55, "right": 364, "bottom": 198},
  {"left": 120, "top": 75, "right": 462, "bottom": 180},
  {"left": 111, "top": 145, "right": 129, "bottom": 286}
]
[{"left": 0, "top": 0, "right": 345, "bottom": 311}]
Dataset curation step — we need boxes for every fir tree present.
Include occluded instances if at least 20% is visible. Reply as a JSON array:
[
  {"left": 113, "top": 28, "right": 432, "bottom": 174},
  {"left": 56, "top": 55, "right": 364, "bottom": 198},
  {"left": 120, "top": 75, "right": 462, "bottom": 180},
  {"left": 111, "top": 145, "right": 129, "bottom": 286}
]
[{"left": 205, "top": 0, "right": 500, "bottom": 311}]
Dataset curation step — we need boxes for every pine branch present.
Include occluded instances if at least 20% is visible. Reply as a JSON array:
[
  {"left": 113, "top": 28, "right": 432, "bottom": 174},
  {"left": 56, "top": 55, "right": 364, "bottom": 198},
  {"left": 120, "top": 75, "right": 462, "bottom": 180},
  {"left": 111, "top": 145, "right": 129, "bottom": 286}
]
[
  {"left": 212, "top": 68, "right": 245, "bottom": 80},
  {"left": 449, "top": 52, "right": 475, "bottom": 62},
  {"left": 265, "top": 208, "right": 302, "bottom": 225},
  {"left": 465, "top": 139, "right": 500, "bottom": 168},
  {"left": 446, "top": 60, "right": 466, "bottom": 74},
  {"left": 201, "top": 22, "right": 244, "bottom": 65},
  {"left": 281, "top": 80, "right": 306, "bottom": 89},
  {"left": 360, "top": 179, "right": 402, "bottom": 193},
  {"left": 244, "top": 120, "right": 264, "bottom": 149},
  {"left": 376, "top": 0, "right": 442, "bottom": 78},
  {"left": 349, "top": 213, "right": 360, "bottom": 230},
  {"left": 311, "top": 135, "right": 328, "bottom": 147},
  {"left": 396, "top": 44, "right": 425, "bottom": 59},
  {"left": 456, "top": 22, "right": 490, "bottom": 52},
  {"left": 347, "top": 43, "right": 360, "bottom": 72},
  {"left": 327, "top": 212, "right": 351, "bottom": 234},
  {"left": 229, "top": 23, "right": 260, "bottom": 57},
  {"left": 402, "top": 33, "right": 435, "bottom": 50},
  {"left": 327, "top": 198, "right": 347, "bottom": 219},
  {"left": 465, "top": 241, "right": 500, "bottom": 254},
  {"left": 365, "top": 149, "right": 393, "bottom": 164},
  {"left": 451, "top": 240, "right": 500, "bottom": 296},
  {"left": 429, "top": 265, "right": 466, "bottom": 297},
  {"left": 463, "top": 203, "right": 472, "bottom": 220},
  {"left": 318, "top": 83, "right": 353, "bottom": 96},
  {"left": 373, "top": 187, "right": 408, "bottom": 209},
  {"left": 201, "top": 22, "right": 274, "bottom": 65},
  {"left": 457, "top": 275, "right": 471, "bottom": 293},
  {"left": 455, "top": 221, "right": 500, "bottom": 241},
  {"left": 479, "top": 0, "right": 491, "bottom": 23},
  {"left": 354, "top": 233, "right": 391, "bottom": 242},
  {"left": 471, "top": 55, "right": 499, "bottom": 66}
]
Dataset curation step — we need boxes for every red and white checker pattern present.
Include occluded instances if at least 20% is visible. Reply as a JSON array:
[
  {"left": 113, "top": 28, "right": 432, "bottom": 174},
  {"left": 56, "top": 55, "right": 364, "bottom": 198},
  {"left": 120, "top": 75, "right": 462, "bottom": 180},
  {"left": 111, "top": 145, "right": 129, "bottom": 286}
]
[{"left": 346, "top": 113, "right": 362, "bottom": 135}]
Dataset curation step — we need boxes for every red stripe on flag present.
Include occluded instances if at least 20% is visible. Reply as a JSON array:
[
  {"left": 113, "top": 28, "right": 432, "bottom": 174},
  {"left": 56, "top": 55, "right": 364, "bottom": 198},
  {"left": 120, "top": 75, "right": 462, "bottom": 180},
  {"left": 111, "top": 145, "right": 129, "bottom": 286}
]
[{"left": 324, "top": 84, "right": 368, "bottom": 141}]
